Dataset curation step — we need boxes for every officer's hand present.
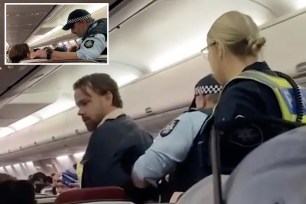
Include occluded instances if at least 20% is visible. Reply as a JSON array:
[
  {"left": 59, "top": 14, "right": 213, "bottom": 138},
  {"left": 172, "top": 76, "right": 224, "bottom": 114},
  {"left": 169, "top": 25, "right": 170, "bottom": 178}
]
[{"left": 30, "top": 50, "right": 47, "bottom": 59}]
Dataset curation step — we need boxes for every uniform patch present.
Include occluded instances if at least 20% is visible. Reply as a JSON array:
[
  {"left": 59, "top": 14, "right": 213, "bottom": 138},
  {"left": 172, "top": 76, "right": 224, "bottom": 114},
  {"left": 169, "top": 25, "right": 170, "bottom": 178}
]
[
  {"left": 160, "top": 119, "right": 179, "bottom": 137},
  {"left": 84, "top": 40, "right": 94, "bottom": 48}
]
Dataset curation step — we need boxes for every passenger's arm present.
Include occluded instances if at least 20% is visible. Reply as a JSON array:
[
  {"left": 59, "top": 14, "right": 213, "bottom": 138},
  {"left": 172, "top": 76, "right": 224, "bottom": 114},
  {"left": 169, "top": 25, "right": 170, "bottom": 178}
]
[
  {"left": 30, "top": 50, "right": 78, "bottom": 60},
  {"left": 132, "top": 111, "right": 208, "bottom": 188}
]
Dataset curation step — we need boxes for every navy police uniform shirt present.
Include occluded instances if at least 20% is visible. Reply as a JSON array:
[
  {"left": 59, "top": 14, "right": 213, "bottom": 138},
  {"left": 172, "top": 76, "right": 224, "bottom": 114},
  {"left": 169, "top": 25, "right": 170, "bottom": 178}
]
[
  {"left": 213, "top": 61, "right": 284, "bottom": 171},
  {"left": 214, "top": 61, "right": 282, "bottom": 126},
  {"left": 76, "top": 20, "right": 106, "bottom": 60}
]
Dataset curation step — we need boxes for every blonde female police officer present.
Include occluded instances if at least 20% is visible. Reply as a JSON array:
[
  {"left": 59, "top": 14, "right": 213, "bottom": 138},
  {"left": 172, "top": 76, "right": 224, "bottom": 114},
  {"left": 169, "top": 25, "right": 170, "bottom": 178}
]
[
  {"left": 202, "top": 11, "right": 306, "bottom": 173},
  {"left": 132, "top": 74, "right": 222, "bottom": 199}
]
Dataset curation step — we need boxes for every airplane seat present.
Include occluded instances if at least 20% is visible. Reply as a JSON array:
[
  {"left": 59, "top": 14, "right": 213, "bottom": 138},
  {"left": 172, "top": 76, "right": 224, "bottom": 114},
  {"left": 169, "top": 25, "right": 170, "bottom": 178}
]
[
  {"left": 222, "top": 125, "right": 306, "bottom": 204},
  {"left": 55, "top": 186, "right": 130, "bottom": 204}
]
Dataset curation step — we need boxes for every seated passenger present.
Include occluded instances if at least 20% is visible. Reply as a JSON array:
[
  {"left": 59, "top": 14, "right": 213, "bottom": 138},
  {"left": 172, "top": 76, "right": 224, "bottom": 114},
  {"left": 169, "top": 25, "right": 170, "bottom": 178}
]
[
  {"left": 31, "top": 9, "right": 106, "bottom": 61},
  {"left": 73, "top": 73, "right": 155, "bottom": 201},
  {"left": 0, "top": 180, "right": 36, "bottom": 204},
  {"left": 55, "top": 171, "right": 79, "bottom": 194},
  {"left": 132, "top": 74, "right": 222, "bottom": 201},
  {"left": 201, "top": 11, "right": 306, "bottom": 174},
  {"left": 29, "top": 172, "right": 50, "bottom": 194},
  {"left": 8, "top": 43, "right": 30, "bottom": 63},
  {"left": 54, "top": 47, "right": 67, "bottom": 52}
]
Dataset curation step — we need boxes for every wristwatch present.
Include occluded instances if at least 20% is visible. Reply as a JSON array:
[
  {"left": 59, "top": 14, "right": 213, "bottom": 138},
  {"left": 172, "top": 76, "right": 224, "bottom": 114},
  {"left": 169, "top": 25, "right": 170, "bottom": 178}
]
[{"left": 46, "top": 49, "right": 53, "bottom": 60}]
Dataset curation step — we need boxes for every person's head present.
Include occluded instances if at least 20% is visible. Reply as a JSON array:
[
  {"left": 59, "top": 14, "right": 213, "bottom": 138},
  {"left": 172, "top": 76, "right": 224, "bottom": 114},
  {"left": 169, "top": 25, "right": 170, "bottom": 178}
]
[
  {"left": 0, "top": 173, "right": 16, "bottom": 184},
  {"left": 73, "top": 73, "right": 123, "bottom": 131},
  {"left": 62, "top": 9, "right": 94, "bottom": 38},
  {"left": 8, "top": 43, "right": 30, "bottom": 63},
  {"left": 30, "top": 172, "right": 47, "bottom": 193},
  {"left": 0, "top": 180, "right": 36, "bottom": 204},
  {"left": 69, "top": 45, "right": 78, "bottom": 52},
  {"left": 189, "top": 74, "right": 222, "bottom": 110},
  {"left": 33, "top": 48, "right": 40, "bottom": 52},
  {"left": 54, "top": 47, "right": 67, "bottom": 52},
  {"left": 203, "top": 11, "right": 266, "bottom": 85}
]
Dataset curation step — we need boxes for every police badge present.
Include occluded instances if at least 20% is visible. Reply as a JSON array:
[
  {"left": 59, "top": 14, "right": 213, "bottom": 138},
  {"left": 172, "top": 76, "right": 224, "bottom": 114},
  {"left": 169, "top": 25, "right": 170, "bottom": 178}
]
[
  {"left": 84, "top": 40, "right": 94, "bottom": 48},
  {"left": 160, "top": 119, "right": 180, "bottom": 137}
]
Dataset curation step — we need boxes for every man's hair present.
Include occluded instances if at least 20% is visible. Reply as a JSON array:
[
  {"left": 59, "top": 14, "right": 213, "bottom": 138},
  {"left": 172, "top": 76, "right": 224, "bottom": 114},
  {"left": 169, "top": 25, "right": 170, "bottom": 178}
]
[
  {"left": 55, "top": 47, "right": 67, "bottom": 52},
  {"left": 73, "top": 73, "right": 123, "bottom": 108},
  {"left": 8, "top": 43, "right": 30, "bottom": 63}
]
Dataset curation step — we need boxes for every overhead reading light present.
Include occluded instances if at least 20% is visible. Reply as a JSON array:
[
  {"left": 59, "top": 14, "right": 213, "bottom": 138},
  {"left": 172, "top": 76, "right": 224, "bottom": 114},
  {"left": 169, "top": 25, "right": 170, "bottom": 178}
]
[
  {"left": 116, "top": 73, "right": 138, "bottom": 87},
  {"left": 149, "top": 36, "right": 204, "bottom": 72},
  {"left": 0, "top": 167, "right": 4, "bottom": 172},
  {"left": 34, "top": 97, "right": 75, "bottom": 120},
  {"left": 0, "top": 127, "right": 14, "bottom": 138},
  {"left": 10, "top": 115, "right": 39, "bottom": 131},
  {"left": 56, "top": 155, "right": 69, "bottom": 160},
  {"left": 13, "top": 164, "right": 19, "bottom": 168},
  {"left": 5, "top": 166, "right": 12, "bottom": 170},
  {"left": 26, "top": 161, "right": 33, "bottom": 166},
  {"left": 87, "top": 4, "right": 107, "bottom": 14},
  {"left": 73, "top": 151, "right": 85, "bottom": 158}
]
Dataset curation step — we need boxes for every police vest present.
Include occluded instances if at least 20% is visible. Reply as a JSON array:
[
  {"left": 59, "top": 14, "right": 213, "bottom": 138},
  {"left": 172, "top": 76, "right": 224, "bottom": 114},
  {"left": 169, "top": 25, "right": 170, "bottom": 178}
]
[
  {"left": 82, "top": 18, "right": 107, "bottom": 55},
  {"left": 82, "top": 18, "right": 107, "bottom": 41},
  {"left": 160, "top": 108, "right": 213, "bottom": 201},
  {"left": 229, "top": 70, "right": 306, "bottom": 123}
]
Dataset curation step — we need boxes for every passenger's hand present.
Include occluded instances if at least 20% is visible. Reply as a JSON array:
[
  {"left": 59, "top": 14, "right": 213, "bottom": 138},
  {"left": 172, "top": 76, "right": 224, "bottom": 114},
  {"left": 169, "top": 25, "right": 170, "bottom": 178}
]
[{"left": 30, "top": 50, "right": 47, "bottom": 59}]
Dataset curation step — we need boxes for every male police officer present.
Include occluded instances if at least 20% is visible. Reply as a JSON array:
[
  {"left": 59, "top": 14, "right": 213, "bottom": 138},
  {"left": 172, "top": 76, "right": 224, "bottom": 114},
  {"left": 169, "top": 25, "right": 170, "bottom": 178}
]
[
  {"left": 31, "top": 9, "right": 106, "bottom": 61},
  {"left": 132, "top": 74, "right": 222, "bottom": 198}
]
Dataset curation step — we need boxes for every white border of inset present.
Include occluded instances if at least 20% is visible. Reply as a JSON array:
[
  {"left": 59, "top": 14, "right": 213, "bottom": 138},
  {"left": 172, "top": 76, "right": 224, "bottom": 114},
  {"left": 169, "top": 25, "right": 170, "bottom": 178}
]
[{"left": 4, "top": 3, "right": 109, "bottom": 66}]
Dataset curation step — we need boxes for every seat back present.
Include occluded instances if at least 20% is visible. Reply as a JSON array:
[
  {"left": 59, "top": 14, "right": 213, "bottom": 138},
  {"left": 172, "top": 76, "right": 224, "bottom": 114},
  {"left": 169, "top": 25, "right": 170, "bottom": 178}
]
[{"left": 55, "top": 186, "right": 129, "bottom": 204}]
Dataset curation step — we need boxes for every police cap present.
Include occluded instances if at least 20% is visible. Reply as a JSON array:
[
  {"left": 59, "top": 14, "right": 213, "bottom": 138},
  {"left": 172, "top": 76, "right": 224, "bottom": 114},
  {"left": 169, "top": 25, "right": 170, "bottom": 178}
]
[
  {"left": 189, "top": 74, "right": 222, "bottom": 109},
  {"left": 62, "top": 9, "right": 91, "bottom": 31}
]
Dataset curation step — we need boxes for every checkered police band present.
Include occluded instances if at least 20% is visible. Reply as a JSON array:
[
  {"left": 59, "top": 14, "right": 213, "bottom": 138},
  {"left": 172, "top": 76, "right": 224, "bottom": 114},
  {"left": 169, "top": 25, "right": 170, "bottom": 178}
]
[
  {"left": 194, "top": 85, "right": 222, "bottom": 95},
  {"left": 67, "top": 14, "right": 91, "bottom": 24}
]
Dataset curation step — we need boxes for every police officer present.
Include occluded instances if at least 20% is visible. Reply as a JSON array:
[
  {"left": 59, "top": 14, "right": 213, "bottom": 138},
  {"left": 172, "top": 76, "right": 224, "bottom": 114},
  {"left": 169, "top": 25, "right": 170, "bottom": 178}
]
[
  {"left": 202, "top": 11, "right": 306, "bottom": 173},
  {"left": 31, "top": 9, "right": 106, "bottom": 61},
  {"left": 73, "top": 73, "right": 154, "bottom": 198},
  {"left": 131, "top": 74, "right": 222, "bottom": 197}
]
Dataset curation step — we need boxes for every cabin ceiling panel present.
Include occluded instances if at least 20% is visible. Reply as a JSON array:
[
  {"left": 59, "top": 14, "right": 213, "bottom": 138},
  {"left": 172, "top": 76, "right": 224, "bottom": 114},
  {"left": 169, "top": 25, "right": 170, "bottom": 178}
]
[
  {"left": 6, "top": 5, "right": 55, "bottom": 46},
  {"left": 0, "top": 103, "right": 49, "bottom": 127},
  {"left": 20, "top": 64, "right": 142, "bottom": 96},
  {"left": 0, "top": 66, "right": 37, "bottom": 99},
  {"left": 261, "top": 11, "right": 306, "bottom": 75},
  {"left": 109, "top": 0, "right": 276, "bottom": 71}
]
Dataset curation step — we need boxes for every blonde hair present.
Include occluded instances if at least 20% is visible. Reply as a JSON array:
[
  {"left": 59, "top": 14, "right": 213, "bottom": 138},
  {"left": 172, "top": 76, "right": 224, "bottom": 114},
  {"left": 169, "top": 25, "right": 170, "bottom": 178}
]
[{"left": 207, "top": 11, "right": 266, "bottom": 57}]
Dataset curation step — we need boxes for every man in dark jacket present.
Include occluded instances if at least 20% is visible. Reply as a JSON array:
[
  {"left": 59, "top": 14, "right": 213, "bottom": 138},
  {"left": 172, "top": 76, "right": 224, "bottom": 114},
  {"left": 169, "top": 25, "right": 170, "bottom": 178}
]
[{"left": 73, "top": 73, "right": 155, "bottom": 202}]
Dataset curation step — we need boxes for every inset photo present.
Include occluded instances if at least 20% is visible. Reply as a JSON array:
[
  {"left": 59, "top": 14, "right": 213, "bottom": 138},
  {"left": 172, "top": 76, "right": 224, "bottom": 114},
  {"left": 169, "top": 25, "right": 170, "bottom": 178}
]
[{"left": 5, "top": 3, "right": 108, "bottom": 65}]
